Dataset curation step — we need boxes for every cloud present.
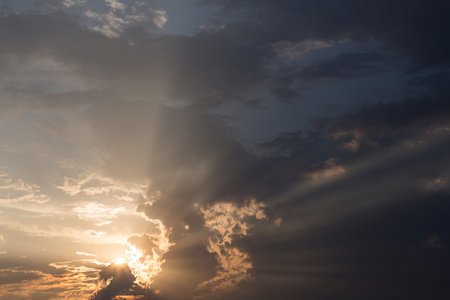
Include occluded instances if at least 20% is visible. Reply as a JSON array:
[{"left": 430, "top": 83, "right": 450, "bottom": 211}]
[
  {"left": 57, "top": 172, "right": 93, "bottom": 196},
  {"left": 294, "top": 52, "right": 399, "bottom": 83},
  {"left": 424, "top": 234, "right": 444, "bottom": 249},
  {"left": 0, "top": 173, "right": 49, "bottom": 204},
  {"left": 80, "top": 99, "right": 265, "bottom": 249},
  {"left": 322, "top": 95, "right": 450, "bottom": 153},
  {"left": 0, "top": 268, "right": 96, "bottom": 299},
  {"left": 49, "top": 258, "right": 106, "bottom": 273},
  {"left": 204, "top": 0, "right": 450, "bottom": 66},
  {"left": 73, "top": 203, "right": 126, "bottom": 221},
  {"left": 420, "top": 175, "right": 450, "bottom": 193},
  {"left": 5, "top": 0, "right": 167, "bottom": 38},
  {"left": 261, "top": 94, "right": 450, "bottom": 160},
  {"left": 303, "top": 158, "right": 346, "bottom": 180},
  {"left": 85, "top": 230, "right": 107, "bottom": 238},
  {"left": 126, "top": 219, "right": 173, "bottom": 288},
  {"left": 1, "top": 1, "right": 450, "bottom": 299},
  {"left": 0, "top": 269, "right": 43, "bottom": 286},
  {"left": 0, "top": 13, "right": 267, "bottom": 105},
  {"left": 407, "top": 71, "right": 450, "bottom": 96},
  {"left": 197, "top": 199, "right": 266, "bottom": 296},
  {"left": 90, "top": 263, "right": 136, "bottom": 300},
  {"left": 77, "top": 251, "right": 99, "bottom": 258},
  {"left": 272, "top": 40, "right": 332, "bottom": 60}
]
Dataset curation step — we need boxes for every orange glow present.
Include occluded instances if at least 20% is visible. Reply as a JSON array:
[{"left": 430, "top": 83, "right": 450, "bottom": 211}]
[
  {"left": 125, "top": 219, "right": 173, "bottom": 288},
  {"left": 114, "top": 258, "right": 126, "bottom": 265}
]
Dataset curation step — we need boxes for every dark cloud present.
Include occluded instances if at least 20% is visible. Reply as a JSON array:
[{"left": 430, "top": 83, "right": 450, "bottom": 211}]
[
  {"left": 295, "top": 52, "right": 399, "bottom": 82},
  {"left": 75, "top": 98, "right": 269, "bottom": 238},
  {"left": 90, "top": 263, "right": 136, "bottom": 300},
  {"left": 268, "top": 76, "right": 298, "bottom": 102},
  {"left": 317, "top": 94, "right": 450, "bottom": 153},
  {"left": 243, "top": 98, "right": 264, "bottom": 109},
  {"left": 407, "top": 71, "right": 450, "bottom": 96},
  {"left": 0, "top": 13, "right": 267, "bottom": 104},
  {"left": 243, "top": 195, "right": 450, "bottom": 300},
  {"left": 0, "top": 269, "right": 42, "bottom": 285},
  {"left": 230, "top": 90, "right": 450, "bottom": 299},
  {"left": 203, "top": 0, "right": 450, "bottom": 67},
  {"left": 261, "top": 94, "right": 450, "bottom": 160}
]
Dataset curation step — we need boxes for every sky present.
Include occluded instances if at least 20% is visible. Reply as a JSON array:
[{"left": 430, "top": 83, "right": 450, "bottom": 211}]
[{"left": 0, "top": 0, "right": 449, "bottom": 299}]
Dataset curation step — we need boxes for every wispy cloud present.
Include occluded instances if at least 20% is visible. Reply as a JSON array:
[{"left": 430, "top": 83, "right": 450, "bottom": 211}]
[
  {"left": 57, "top": 172, "right": 149, "bottom": 200},
  {"left": 0, "top": 172, "right": 49, "bottom": 204},
  {"left": 0, "top": 268, "right": 97, "bottom": 299},
  {"left": 73, "top": 202, "right": 126, "bottom": 221}
]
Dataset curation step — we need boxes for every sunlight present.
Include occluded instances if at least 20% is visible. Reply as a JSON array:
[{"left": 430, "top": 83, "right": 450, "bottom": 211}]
[
  {"left": 125, "top": 219, "right": 173, "bottom": 288},
  {"left": 114, "top": 257, "right": 126, "bottom": 265}
]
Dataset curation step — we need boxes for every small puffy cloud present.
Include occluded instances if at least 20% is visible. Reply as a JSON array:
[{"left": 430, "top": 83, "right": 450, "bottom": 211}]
[
  {"left": 274, "top": 217, "right": 282, "bottom": 227},
  {"left": 18, "top": 0, "right": 169, "bottom": 38},
  {"left": 421, "top": 176, "right": 450, "bottom": 193},
  {"left": 58, "top": 172, "right": 149, "bottom": 201},
  {"left": 303, "top": 158, "right": 346, "bottom": 180},
  {"left": 105, "top": 0, "right": 126, "bottom": 12},
  {"left": 197, "top": 199, "right": 266, "bottom": 295},
  {"left": 152, "top": 8, "right": 168, "bottom": 29},
  {"left": 80, "top": 0, "right": 168, "bottom": 37}
]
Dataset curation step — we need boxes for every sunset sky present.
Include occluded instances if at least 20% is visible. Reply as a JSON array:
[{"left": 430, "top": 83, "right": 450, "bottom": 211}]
[{"left": 0, "top": 0, "right": 449, "bottom": 299}]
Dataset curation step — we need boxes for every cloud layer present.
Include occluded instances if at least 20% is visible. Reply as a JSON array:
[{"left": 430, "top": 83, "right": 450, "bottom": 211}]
[{"left": 0, "top": 0, "right": 449, "bottom": 299}]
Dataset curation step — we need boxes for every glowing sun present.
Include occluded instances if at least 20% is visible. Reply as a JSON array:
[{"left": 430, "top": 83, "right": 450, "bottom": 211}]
[{"left": 114, "top": 257, "right": 126, "bottom": 265}]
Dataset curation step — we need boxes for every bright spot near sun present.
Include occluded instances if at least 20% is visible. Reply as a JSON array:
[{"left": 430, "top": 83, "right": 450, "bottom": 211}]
[{"left": 114, "top": 258, "right": 126, "bottom": 264}]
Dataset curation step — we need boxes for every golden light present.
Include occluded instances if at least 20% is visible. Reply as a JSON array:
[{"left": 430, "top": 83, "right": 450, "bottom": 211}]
[
  {"left": 114, "top": 257, "right": 126, "bottom": 265},
  {"left": 124, "top": 219, "right": 174, "bottom": 288}
]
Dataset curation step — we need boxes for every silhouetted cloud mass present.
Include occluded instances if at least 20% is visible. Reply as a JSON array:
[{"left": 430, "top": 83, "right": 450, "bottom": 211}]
[{"left": 90, "top": 263, "right": 136, "bottom": 300}]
